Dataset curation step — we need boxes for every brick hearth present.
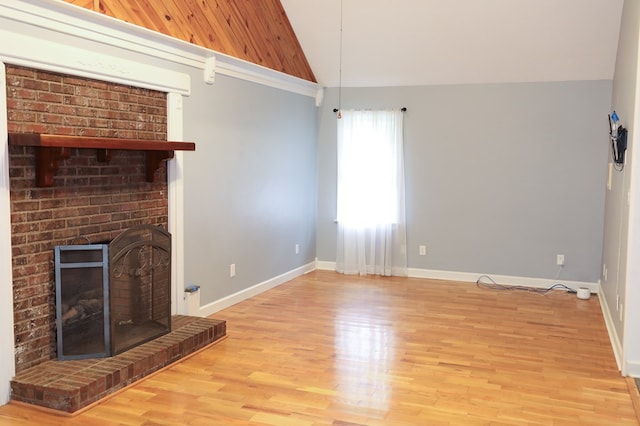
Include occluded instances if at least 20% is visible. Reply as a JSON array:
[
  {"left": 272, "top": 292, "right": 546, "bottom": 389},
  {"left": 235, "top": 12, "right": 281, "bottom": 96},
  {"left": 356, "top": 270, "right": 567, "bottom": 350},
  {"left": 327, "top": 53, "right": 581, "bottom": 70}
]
[{"left": 10, "top": 315, "right": 226, "bottom": 414}]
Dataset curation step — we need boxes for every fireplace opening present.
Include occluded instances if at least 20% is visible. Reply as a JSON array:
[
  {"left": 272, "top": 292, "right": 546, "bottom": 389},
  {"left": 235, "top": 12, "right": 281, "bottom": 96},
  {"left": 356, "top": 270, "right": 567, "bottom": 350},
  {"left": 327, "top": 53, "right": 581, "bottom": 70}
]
[{"left": 55, "top": 225, "right": 171, "bottom": 360}]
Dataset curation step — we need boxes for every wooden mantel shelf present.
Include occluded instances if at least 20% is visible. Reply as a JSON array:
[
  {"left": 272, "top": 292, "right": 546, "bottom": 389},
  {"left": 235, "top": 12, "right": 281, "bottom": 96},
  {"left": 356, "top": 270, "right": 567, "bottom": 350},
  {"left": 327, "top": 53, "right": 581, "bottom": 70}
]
[{"left": 8, "top": 133, "right": 196, "bottom": 187}]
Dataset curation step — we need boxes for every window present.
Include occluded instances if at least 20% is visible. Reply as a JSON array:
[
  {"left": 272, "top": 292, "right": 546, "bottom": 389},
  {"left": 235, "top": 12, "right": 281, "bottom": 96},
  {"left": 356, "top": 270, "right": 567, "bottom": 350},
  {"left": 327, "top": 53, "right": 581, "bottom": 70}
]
[{"left": 337, "top": 110, "right": 403, "bottom": 227}]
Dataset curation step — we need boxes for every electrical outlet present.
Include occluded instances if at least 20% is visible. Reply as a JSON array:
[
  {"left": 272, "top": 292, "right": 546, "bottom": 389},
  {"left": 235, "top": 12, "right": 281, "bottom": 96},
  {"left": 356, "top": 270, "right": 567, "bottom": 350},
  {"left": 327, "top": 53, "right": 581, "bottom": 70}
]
[
  {"left": 603, "top": 264, "right": 607, "bottom": 281},
  {"left": 419, "top": 245, "right": 426, "bottom": 256},
  {"left": 230, "top": 263, "right": 236, "bottom": 278},
  {"left": 295, "top": 244, "right": 300, "bottom": 254},
  {"left": 556, "top": 254, "right": 564, "bottom": 266}
]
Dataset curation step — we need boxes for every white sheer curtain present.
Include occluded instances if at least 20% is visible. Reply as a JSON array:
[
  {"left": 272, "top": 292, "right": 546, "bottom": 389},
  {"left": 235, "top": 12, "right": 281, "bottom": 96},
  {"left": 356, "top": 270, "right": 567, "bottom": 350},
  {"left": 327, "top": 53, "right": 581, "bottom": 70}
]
[{"left": 336, "top": 109, "right": 407, "bottom": 276}]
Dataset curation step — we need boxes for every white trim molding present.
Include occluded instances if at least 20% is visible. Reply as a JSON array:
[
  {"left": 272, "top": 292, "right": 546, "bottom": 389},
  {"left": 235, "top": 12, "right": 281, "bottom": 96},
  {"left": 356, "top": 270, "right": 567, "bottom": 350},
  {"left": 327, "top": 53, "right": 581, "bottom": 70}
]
[
  {"left": 0, "top": 1, "right": 191, "bottom": 95},
  {"left": 407, "top": 267, "right": 600, "bottom": 294},
  {"left": 214, "top": 51, "right": 320, "bottom": 99},
  {"left": 317, "top": 261, "right": 600, "bottom": 293},
  {"left": 199, "top": 261, "right": 317, "bottom": 317},
  {"left": 0, "top": 0, "right": 321, "bottom": 99},
  {"left": 599, "top": 289, "right": 623, "bottom": 372},
  {"left": 0, "top": 0, "right": 207, "bottom": 70},
  {"left": 316, "top": 260, "right": 337, "bottom": 271},
  {"left": 0, "top": 63, "right": 16, "bottom": 406},
  {"left": 167, "top": 93, "right": 186, "bottom": 316}
]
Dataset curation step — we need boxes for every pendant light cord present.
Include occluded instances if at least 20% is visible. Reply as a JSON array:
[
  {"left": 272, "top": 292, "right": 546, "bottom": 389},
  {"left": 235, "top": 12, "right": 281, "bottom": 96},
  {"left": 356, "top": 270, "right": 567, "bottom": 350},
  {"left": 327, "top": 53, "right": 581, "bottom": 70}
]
[{"left": 337, "top": 0, "right": 343, "bottom": 119}]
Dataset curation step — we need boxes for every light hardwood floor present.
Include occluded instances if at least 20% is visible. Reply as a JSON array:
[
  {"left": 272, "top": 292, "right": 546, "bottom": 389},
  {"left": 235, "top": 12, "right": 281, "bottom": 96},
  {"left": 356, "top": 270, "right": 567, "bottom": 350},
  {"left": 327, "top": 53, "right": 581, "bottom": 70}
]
[{"left": 0, "top": 271, "right": 637, "bottom": 425}]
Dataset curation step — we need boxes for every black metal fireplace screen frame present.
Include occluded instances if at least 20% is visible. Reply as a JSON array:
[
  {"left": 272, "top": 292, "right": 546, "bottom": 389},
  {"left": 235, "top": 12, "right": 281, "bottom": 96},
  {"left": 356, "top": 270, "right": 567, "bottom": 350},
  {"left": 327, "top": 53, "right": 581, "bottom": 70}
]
[{"left": 55, "top": 225, "right": 171, "bottom": 360}]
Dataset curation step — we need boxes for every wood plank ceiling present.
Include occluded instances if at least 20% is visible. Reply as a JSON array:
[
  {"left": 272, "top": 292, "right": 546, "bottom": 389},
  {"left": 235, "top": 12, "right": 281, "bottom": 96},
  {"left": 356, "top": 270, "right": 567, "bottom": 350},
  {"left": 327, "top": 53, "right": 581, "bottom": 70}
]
[{"left": 62, "top": 0, "right": 316, "bottom": 83}]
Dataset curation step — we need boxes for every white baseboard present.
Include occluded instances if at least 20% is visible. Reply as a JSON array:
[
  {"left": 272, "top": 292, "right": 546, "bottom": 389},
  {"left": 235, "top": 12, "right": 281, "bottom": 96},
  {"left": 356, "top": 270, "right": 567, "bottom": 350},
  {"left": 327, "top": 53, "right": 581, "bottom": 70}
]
[
  {"left": 316, "top": 260, "right": 336, "bottom": 271},
  {"left": 624, "top": 360, "right": 640, "bottom": 377},
  {"left": 407, "top": 267, "right": 600, "bottom": 293},
  {"left": 318, "top": 261, "right": 599, "bottom": 293},
  {"left": 598, "top": 289, "right": 623, "bottom": 372},
  {"left": 198, "top": 261, "right": 316, "bottom": 317}
]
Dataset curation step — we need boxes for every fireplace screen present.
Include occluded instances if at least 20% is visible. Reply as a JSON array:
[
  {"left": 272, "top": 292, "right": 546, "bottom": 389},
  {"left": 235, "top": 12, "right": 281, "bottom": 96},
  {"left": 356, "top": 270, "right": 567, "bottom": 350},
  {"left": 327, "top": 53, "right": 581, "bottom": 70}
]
[
  {"left": 55, "top": 225, "right": 171, "bottom": 360},
  {"left": 55, "top": 245, "right": 110, "bottom": 360},
  {"left": 109, "top": 225, "right": 171, "bottom": 355}
]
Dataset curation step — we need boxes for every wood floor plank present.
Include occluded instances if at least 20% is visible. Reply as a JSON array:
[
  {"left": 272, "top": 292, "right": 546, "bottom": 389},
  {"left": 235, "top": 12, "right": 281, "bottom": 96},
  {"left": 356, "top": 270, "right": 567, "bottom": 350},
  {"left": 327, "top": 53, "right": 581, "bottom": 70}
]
[{"left": 0, "top": 270, "right": 637, "bottom": 424}]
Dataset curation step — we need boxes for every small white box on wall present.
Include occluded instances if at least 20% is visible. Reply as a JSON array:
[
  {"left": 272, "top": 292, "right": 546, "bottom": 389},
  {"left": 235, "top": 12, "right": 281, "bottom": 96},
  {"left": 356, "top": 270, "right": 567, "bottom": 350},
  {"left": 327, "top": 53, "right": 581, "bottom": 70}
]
[{"left": 183, "top": 285, "right": 201, "bottom": 316}]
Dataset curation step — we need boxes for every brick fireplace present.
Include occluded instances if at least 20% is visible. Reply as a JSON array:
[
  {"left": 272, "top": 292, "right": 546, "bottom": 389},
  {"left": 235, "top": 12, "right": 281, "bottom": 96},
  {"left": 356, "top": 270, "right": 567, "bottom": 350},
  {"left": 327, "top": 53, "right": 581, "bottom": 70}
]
[
  {"left": 4, "top": 66, "right": 226, "bottom": 413},
  {"left": 0, "top": 1, "right": 217, "bottom": 407},
  {"left": 7, "top": 64, "right": 171, "bottom": 372}
]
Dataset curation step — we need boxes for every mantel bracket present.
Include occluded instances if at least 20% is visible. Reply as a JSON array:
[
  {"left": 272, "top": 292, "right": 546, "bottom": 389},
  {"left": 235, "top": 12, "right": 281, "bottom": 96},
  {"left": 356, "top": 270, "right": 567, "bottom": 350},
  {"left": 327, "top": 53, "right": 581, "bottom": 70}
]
[
  {"left": 34, "top": 147, "right": 71, "bottom": 187},
  {"left": 96, "top": 149, "right": 112, "bottom": 163},
  {"left": 145, "top": 151, "right": 174, "bottom": 182}
]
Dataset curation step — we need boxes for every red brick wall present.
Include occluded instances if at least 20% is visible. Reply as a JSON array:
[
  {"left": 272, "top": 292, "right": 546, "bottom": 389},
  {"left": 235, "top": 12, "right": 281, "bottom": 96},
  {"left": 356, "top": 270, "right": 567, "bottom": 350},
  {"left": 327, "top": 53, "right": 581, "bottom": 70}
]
[{"left": 6, "top": 65, "right": 169, "bottom": 372}]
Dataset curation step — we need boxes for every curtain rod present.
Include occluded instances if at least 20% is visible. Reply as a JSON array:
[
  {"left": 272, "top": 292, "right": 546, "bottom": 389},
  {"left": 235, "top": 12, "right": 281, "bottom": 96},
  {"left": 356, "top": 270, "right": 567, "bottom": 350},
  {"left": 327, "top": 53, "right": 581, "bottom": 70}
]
[{"left": 333, "top": 107, "right": 407, "bottom": 113}]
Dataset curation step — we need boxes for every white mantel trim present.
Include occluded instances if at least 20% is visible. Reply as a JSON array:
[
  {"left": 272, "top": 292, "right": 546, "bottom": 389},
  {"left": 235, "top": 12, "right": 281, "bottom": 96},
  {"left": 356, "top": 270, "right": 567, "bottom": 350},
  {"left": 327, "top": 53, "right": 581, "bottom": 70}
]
[
  {"left": 0, "top": 63, "right": 16, "bottom": 406},
  {"left": 0, "top": 0, "right": 191, "bottom": 95},
  {"left": 0, "top": 0, "right": 212, "bottom": 71},
  {"left": 167, "top": 93, "right": 186, "bottom": 316},
  {"left": 0, "top": 0, "right": 321, "bottom": 98},
  {"left": 0, "top": 28, "right": 191, "bottom": 95}
]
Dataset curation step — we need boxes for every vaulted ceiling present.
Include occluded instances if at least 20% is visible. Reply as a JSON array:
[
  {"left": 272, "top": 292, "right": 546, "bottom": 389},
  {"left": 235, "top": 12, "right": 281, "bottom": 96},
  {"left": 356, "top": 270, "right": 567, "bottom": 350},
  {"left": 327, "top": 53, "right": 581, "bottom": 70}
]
[
  {"left": 281, "top": 0, "right": 625, "bottom": 87},
  {"left": 63, "top": 0, "right": 624, "bottom": 88}
]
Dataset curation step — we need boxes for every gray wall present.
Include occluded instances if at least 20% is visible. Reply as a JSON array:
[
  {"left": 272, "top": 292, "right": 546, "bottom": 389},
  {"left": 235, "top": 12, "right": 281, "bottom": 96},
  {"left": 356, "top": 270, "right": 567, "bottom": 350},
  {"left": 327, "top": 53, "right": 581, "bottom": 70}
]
[
  {"left": 182, "top": 73, "right": 317, "bottom": 304},
  {"left": 318, "top": 81, "right": 611, "bottom": 282},
  {"left": 602, "top": 0, "right": 639, "bottom": 369}
]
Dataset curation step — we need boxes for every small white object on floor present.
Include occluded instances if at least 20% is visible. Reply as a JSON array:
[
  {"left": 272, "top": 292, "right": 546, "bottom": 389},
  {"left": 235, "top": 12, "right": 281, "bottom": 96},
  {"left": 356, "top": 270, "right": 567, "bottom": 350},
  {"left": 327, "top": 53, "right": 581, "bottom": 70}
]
[{"left": 577, "top": 287, "right": 591, "bottom": 300}]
